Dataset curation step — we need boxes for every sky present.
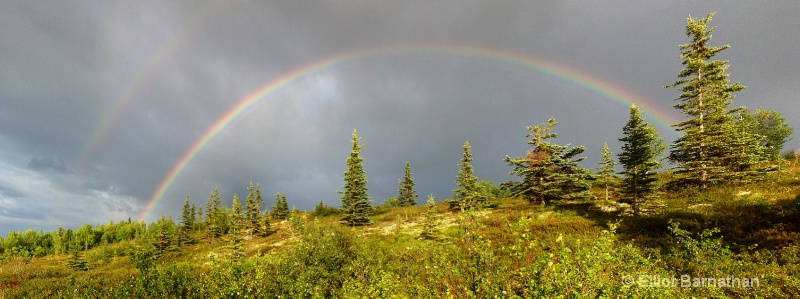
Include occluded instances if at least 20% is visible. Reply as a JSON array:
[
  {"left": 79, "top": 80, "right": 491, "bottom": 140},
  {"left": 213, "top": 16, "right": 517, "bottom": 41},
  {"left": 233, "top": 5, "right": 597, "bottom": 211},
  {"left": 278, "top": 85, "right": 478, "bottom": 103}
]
[{"left": 1, "top": 1, "right": 798, "bottom": 235}]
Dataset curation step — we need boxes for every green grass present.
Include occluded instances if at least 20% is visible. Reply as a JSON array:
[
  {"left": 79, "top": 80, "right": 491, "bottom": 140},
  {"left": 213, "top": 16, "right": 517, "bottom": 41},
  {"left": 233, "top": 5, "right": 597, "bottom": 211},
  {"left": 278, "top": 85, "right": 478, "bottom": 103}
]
[{"left": 2, "top": 169, "right": 800, "bottom": 298}]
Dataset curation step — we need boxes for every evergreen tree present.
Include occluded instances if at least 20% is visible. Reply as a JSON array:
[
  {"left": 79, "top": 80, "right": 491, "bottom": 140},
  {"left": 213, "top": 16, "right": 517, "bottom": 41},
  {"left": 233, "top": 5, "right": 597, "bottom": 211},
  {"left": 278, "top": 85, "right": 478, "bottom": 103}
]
[
  {"left": 178, "top": 195, "right": 195, "bottom": 246},
  {"left": 339, "top": 129, "right": 372, "bottom": 226},
  {"left": 244, "top": 182, "right": 261, "bottom": 237},
  {"left": 54, "top": 226, "right": 64, "bottom": 255},
  {"left": 618, "top": 105, "right": 664, "bottom": 216},
  {"left": 449, "top": 141, "right": 487, "bottom": 210},
  {"left": 255, "top": 183, "right": 264, "bottom": 219},
  {"left": 205, "top": 187, "right": 222, "bottom": 242},
  {"left": 190, "top": 203, "right": 197, "bottom": 230},
  {"left": 503, "top": 118, "right": 593, "bottom": 205},
  {"left": 597, "top": 142, "right": 618, "bottom": 201},
  {"left": 418, "top": 195, "right": 441, "bottom": 240},
  {"left": 273, "top": 192, "right": 289, "bottom": 220},
  {"left": 231, "top": 194, "right": 243, "bottom": 228},
  {"left": 153, "top": 216, "right": 170, "bottom": 257},
  {"left": 65, "top": 249, "right": 88, "bottom": 271},
  {"left": 260, "top": 213, "right": 272, "bottom": 237},
  {"left": 229, "top": 227, "right": 244, "bottom": 262},
  {"left": 180, "top": 195, "right": 193, "bottom": 230},
  {"left": 666, "top": 12, "right": 764, "bottom": 188},
  {"left": 397, "top": 161, "right": 418, "bottom": 207},
  {"left": 288, "top": 206, "right": 305, "bottom": 236}
]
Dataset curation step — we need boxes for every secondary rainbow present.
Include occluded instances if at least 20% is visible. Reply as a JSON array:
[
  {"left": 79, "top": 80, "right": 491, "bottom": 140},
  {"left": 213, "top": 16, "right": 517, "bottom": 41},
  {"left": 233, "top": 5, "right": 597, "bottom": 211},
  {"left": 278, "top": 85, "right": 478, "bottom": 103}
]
[
  {"left": 140, "top": 42, "right": 680, "bottom": 221},
  {"left": 72, "top": 2, "right": 231, "bottom": 178}
]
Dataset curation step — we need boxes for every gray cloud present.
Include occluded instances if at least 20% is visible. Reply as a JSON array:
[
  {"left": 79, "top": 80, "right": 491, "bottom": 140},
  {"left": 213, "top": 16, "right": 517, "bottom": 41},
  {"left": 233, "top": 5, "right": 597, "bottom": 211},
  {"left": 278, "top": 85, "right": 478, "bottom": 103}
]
[{"left": 1, "top": 1, "right": 798, "bottom": 234}]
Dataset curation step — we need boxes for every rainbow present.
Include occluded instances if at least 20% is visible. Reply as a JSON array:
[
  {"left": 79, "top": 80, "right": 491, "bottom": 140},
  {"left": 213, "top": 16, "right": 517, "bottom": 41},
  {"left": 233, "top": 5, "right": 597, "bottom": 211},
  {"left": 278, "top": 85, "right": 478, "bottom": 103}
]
[
  {"left": 72, "top": 2, "right": 231, "bottom": 178},
  {"left": 139, "top": 43, "right": 680, "bottom": 221}
]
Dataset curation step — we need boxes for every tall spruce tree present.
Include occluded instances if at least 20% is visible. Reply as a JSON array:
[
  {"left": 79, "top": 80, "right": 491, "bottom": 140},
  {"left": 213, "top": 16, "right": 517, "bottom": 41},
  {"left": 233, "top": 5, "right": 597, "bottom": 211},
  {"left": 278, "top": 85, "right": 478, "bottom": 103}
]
[
  {"left": 273, "top": 192, "right": 289, "bottom": 220},
  {"left": 205, "top": 187, "right": 222, "bottom": 241},
  {"left": 180, "top": 195, "right": 193, "bottom": 230},
  {"left": 231, "top": 194, "right": 242, "bottom": 228},
  {"left": 666, "top": 12, "right": 764, "bottom": 188},
  {"left": 449, "top": 141, "right": 487, "bottom": 210},
  {"left": 339, "top": 129, "right": 372, "bottom": 226},
  {"left": 255, "top": 183, "right": 264, "bottom": 219},
  {"left": 190, "top": 203, "right": 197, "bottom": 230},
  {"left": 244, "top": 181, "right": 261, "bottom": 237},
  {"left": 618, "top": 105, "right": 664, "bottom": 216},
  {"left": 397, "top": 161, "right": 418, "bottom": 207},
  {"left": 178, "top": 195, "right": 195, "bottom": 246},
  {"left": 597, "top": 142, "right": 618, "bottom": 201},
  {"left": 503, "top": 118, "right": 593, "bottom": 205}
]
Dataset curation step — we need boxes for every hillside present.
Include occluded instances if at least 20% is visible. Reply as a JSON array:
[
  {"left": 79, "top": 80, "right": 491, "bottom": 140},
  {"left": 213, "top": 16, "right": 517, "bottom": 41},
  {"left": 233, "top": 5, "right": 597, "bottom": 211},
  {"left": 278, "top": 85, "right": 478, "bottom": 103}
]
[{"left": 1, "top": 163, "right": 799, "bottom": 298}]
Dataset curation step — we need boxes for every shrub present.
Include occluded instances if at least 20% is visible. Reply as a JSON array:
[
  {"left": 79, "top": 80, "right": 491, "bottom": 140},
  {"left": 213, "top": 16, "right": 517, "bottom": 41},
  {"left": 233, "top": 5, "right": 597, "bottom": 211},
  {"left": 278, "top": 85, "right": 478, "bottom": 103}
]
[{"left": 313, "top": 201, "right": 342, "bottom": 217}]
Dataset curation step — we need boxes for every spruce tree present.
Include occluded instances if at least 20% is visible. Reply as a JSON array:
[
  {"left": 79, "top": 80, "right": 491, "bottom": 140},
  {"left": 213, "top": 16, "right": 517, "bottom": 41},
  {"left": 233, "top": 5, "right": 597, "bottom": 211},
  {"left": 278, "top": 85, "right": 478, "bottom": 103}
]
[
  {"left": 190, "top": 203, "right": 197, "bottom": 230},
  {"left": 255, "top": 183, "right": 264, "bottom": 219},
  {"left": 65, "top": 249, "right": 88, "bottom": 271},
  {"left": 153, "top": 216, "right": 170, "bottom": 257},
  {"left": 273, "top": 192, "right": 289, "bottom": 220},
  {"left": 231, "top": 194, "right": 243, "bottom": 228},
  {"left": 449, "top": 141, "right": 487, "bottom": 210},
  {"left": 666, "top": 12, "right": 764, "bottom": 188},
  {"left": 419, "top": 195, "right": 441, "bottom": 240},
  {"left": 339, "top": 129, "right": 372, "bottom": 226},
  {"left": 178, "top": 195, "right": 195, "bottom": 246},
  {"left": 597, "top": 142, "right": 618, "bottom": 201},
  {"left": 244, "top": 182, "right": 261, "bottom": 237},
  {"left": 503, "top": 118, "right": 593, "bottom": 205},
  {"left": 205, "top": 187, "right": 222, "bottom": 242},
  {"left": 618, "top": 105, "right": 664, "bottom": 216},
  {"left": 397, "top": 161, "right": 418, "bottom": 207},
  {"left": 180, "top": 195, "right": 193, "bottom": 229},
  {"left": 260, "top": 213, "right": 272, "bottom": 237}
]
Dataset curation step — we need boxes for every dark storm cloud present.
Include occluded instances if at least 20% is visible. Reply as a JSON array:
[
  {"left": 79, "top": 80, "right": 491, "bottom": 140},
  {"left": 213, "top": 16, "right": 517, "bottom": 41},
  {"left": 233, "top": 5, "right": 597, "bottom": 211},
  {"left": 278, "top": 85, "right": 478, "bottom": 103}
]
[
  {"left": 1, "top": 1, "right": 798, "bottom": 234},
  {"left": 27, "top": 157, "right": 67, "bottom": 173}
]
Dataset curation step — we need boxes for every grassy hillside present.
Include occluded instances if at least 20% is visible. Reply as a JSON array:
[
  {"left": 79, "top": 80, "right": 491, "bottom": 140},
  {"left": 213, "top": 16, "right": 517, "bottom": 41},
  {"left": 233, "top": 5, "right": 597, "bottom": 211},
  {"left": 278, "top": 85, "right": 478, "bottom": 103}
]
[{"left": 2, "top": 165, "right": 800, "bottom": 298}]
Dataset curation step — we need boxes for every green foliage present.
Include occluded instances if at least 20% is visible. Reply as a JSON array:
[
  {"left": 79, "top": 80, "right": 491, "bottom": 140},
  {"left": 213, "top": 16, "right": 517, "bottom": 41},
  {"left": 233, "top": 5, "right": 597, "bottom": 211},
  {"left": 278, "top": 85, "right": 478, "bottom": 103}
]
[
  {"left": 231, "top": 194, "right": 243, "bottom": 228},
  {"left": 666, "top": 12, "right": 765, "bottom": 188},
  {"left": 244, "top": 182, "right": 260, "bottom": 237},
  {"left": 180, "top": 195, "right": 194, "bottom": 231},
  {"left": 313, "top": 200, "right": 342, "bottom": 217},
  {"left": 449, "top": 141, "right": 492, "bottom": 210},
  {"left": 738, "top": 108, "right": 794, "bottom": 161},
  {"left": 130, "top": 245, "right": 157, "bottom": 274},
  {"left": 397, "top": 161, "right": 418, "bottom": 207},
  {"left": 382, "top": 197, "right": 400, "bottom": 208},
  {"left": 477, "top": 180, "right": 510, "bottom": 202},
  {"left": 339, "top": 129, "right": 373, "bottom": 226},
  {"left": 178, "top": 195, "right": 195, "bottom": 247},
  {"left": 152, "top": 216, "right": 172, "bottom": 257},
  {"left": 597, "top": 142, "right": 618, "bottom": 201},
  {"left": 618, "top": 105, "right": 664, "bottom": 216},
  {"left": 64, "top": 250, "right": 88, "bottom": 271},
  {"left": 503, "top": 118, "right": 594, "bottom": 205},
  {"left": 418, "top": 195, "right": 441, "bottom": 240},
  {"left": 288, "top": 206, "right": 306, "bottom": 237},
  {"left": 666, "top": 220, "right": 733, "bottom": 277},
  {"left": 272, "top": 192, "right": 289, "bottom": 220},
  {"left": 205, "top": 187, "right": 223, "bottom": 242}
]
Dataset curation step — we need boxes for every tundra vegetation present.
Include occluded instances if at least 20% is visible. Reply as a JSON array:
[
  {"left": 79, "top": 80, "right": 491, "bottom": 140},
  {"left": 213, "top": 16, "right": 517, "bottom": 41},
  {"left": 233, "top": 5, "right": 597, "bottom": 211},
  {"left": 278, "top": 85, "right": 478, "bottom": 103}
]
[{"left": 1, "top": 12, "right": 798, "bottom": 298}]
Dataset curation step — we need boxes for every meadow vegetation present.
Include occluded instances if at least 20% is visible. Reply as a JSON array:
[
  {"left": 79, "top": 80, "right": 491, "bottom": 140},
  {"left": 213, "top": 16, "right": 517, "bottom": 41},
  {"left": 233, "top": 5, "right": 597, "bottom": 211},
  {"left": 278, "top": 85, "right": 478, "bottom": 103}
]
[{"left": 1, "top": 163, "right": 799, "bottom": 297}]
